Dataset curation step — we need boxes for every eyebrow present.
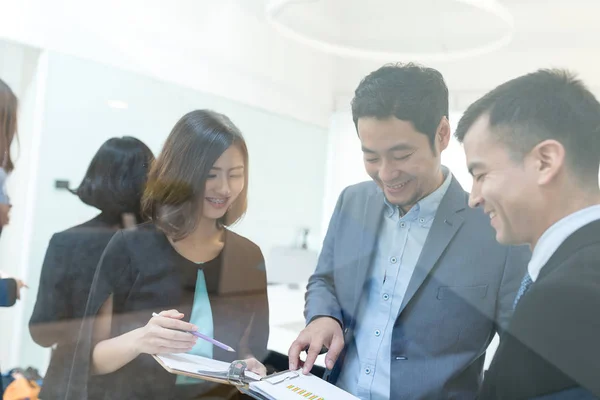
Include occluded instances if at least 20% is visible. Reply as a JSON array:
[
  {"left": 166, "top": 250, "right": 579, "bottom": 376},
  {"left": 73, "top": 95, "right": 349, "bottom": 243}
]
[
  {"left": 361, "top": 144, "right": 414, "bottom": 153},
  {"left": 467, "top": 161, "right": 486, "bottom": 176},
  {"left": 210, "top": 166, "right": 244, "bottom": 171}
]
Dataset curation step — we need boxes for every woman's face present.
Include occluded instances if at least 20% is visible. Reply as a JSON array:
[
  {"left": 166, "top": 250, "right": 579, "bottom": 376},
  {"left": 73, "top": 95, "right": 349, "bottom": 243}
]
[{"left": 202, "top": 145, "right": 245, "bottom": 221}]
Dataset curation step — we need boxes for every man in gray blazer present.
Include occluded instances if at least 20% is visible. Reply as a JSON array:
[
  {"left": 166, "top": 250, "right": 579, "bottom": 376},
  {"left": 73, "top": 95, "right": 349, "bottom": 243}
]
[{"left": 288, "top": 63, "right": 530, "bottom": 399}]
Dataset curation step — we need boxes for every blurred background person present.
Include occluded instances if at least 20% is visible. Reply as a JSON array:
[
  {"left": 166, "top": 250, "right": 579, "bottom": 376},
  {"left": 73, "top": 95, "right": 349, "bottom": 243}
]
[
  {"left": 67, "top": 110, "right": 269, "bottom": 400},
  {"left": 0, "top": 78, "right": 18, "bottom": 236},
  {"left": 29, "top": 136, "right": 154, "bottom": 399},
  {"left": 0, "top": 274, "right": 27, "bottom": 307},
  {"left": 0, "top": 77, "right": 26, "bottom": 398}
]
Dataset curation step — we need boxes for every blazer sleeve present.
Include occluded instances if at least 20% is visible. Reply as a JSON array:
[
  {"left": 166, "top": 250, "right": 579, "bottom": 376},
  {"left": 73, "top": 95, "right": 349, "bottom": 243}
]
[
  {"left": 0, "top": 278, "right": 17, "bottom": 307},
  {"left": 29, "top": 234, "right": 74, "bottom": 347},
  {"left": 65, "top": 230, "right": 132, "bottom": 400},
  {"left": 304, "top": 188, "right": 346, "bottom": 327}
]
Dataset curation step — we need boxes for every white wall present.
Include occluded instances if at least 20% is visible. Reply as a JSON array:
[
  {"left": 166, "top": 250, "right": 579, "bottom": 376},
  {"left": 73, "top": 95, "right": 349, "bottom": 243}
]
[
  {"left": 2, "top": 50, "right": 328, "bottom": 373},
  {"left": 0, "top": 0, "right": 336, "bottom": 128}
]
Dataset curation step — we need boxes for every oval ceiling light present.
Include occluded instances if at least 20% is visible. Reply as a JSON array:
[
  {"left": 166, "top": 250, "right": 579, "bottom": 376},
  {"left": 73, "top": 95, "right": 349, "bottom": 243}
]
[{"left": 265, "top": 0, "right": 515, "bottom": 62}]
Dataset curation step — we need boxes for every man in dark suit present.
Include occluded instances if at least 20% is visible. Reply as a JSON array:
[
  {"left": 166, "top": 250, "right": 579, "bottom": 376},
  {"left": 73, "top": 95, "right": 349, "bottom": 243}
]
[
  {"left": 288, "top": 63, "right": 530, "bottom": 399},
  {"left": 455, "top": 69, "right": 600, "bottom": 399}
]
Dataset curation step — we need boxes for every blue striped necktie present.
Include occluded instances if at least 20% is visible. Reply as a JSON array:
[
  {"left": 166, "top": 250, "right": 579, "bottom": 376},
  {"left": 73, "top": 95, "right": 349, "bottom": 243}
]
[{"left": 513, "top": 272, "right": 533, "bottom": 309}]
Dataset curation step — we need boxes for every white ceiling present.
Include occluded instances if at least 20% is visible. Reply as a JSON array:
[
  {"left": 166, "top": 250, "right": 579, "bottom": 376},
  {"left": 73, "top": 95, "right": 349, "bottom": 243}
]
[
  {"left": 330, "top": 0, "right": 600, "bottom": 102},
  {"left": 1, "top": 0, "right": 599, "bottom": 123}
]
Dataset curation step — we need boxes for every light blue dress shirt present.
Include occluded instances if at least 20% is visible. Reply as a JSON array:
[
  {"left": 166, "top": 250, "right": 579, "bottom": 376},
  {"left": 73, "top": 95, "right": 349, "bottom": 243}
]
[
  {"left": 337, "top": 168, "right": 452, "bottom": 400},
  {"left": 0, "top": 167, "right": 9, "bottom": 204}
]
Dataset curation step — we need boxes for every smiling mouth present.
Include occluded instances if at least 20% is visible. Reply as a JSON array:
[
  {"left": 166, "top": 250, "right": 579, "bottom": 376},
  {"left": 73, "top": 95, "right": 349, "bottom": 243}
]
[
  {"left": 205, "top": 197, "right": 229, "bottom": 208},
  {"left": 384, "top": 179, "right": 412, "bottom": 190}
]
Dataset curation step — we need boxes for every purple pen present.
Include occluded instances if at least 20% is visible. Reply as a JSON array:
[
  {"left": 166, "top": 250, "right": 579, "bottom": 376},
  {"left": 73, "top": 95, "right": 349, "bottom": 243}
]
[{"left": 151, "top": 312, "right": 236, "bottom": 352}]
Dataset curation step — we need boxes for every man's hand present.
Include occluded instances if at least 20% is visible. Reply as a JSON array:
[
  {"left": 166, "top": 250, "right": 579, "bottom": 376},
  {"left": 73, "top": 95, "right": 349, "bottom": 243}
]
[{"left": 288, "top": 317, "right": 344, "bottom": 374}]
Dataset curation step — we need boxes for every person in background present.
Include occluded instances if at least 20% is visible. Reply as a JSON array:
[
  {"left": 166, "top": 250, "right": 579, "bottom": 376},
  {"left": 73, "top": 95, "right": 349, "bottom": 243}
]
[
  {"left": 288, "top": 63, "right": 530, "bottom": 399},
  {"left": 0, "top": 274, "right": 27, "bottom": 307},
  {"left": 67, "top": 110, "right": 269, "bottom": 400},
  {"left": 0, "top": 77, "right": 27, "bottom": 398},
  {"left": 29, "top": 136, "right": 154, "bottom": 399},
  {"left": 456, "top": 69, "right": 600, "bottom": 399},
  {"left": 0, "top": 78, "right": 18, "bottom": 237}
]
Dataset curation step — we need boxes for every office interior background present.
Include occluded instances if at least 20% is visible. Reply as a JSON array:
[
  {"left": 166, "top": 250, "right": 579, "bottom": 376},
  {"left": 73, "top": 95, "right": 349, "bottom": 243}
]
[{"left": 1, "top": 0, "right": 600, "bottom": 377}]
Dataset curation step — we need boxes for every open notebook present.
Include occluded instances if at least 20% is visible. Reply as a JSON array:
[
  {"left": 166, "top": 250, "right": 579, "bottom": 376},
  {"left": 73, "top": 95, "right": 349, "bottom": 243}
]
[
  {"left": 247, "top": 369, "right": 359, "bottom": 400},
  {"left": 153, "top": 354, "right": 358, "bottom": 400}
]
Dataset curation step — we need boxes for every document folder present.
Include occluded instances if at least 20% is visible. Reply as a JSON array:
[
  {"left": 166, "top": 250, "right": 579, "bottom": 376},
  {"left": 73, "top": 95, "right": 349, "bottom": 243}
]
[{"left": 153, "top": 353, "right": 359, "bottom": 400}]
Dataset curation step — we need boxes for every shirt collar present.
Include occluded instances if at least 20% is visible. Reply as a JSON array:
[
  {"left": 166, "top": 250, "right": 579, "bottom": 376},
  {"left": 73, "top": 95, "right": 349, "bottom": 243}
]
[
  {"left": 382, "top": 166, "right": 453, "bottom": 220},
  {"left": 528, "top": 204, "right": 600, "bottom": 282}
]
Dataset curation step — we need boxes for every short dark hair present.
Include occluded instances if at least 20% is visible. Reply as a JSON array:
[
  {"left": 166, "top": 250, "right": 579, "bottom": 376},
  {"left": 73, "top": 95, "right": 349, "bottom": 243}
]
[
  {"left": 75, "top": 136, "right": 154, "bottom": 218},
  {"left": 455, "top": 69, "right": 600, "bottom": 183},
  {"left": 142, "top": 109, "right": 249, "bottom": 241},
  {"left": 351, "top": 62, "right": 449, "bottom": 149},
  {"left": 0, "top": 78, "right": 18, "bottom": 173}
]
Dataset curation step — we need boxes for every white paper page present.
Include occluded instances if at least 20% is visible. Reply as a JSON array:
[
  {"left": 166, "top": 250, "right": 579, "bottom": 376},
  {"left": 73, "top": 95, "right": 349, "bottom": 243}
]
[
  {"left": 157, "top": 353, "right": 231, "bottom": 374},
  {"left": 250, "top": 369, "right": 359, "bottom": 400}
]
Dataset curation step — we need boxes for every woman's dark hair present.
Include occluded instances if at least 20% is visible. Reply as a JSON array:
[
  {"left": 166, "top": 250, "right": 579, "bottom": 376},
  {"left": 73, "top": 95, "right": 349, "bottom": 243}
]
[
  {"left": 142, "top": 109, "right": 249, "bottom": 241},
  {"left": 75, "top": 137, "right": 154, "bottom": 219},
  {"left": 0, "top": 78, "right": 18, "bottom": 173}
]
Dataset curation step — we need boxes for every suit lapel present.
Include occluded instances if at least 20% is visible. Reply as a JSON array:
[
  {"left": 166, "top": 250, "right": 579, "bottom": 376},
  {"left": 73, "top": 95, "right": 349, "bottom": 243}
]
[
  {"left": 398, "top": 177, "right": 466, "bottom": 315},
  {"left": 352, "top": 190, "right": 385, "bottom": 316},
  {"left": 537, "top": 219, "right": 600, "bottom": 282}
]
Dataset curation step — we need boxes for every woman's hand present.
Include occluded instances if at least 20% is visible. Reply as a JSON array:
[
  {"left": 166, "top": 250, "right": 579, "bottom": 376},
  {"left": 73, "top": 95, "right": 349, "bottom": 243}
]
[
  {"left": 243, "top": 357, "right": 267, "bottom": 378},
  {"left": 133, "top": 309, "right": 198, "bottom": 355}
]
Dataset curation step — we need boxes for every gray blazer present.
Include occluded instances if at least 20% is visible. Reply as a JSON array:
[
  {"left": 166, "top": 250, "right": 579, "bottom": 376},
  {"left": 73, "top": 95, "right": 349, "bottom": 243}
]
[{"left": 305, "top": 177, "right": 530, "bottom": 399}]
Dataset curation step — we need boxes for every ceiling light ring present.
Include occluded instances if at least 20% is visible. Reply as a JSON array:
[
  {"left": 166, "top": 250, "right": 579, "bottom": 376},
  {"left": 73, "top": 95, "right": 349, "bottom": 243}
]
[{"left": 265, "top": 0, "right": 515, "bottom": 62}]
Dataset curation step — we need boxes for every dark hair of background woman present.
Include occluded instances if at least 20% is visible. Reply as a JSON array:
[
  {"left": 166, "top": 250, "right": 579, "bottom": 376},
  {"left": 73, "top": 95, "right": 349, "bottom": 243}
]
[{"left": 74, "top": 136, "right": 154, "bottom": 220}]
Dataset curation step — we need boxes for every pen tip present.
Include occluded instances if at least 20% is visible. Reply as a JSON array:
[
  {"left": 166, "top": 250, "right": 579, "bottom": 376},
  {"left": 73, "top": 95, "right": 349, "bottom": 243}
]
[{"left": 227, "top": 347, "right": 236, "bottom": 352}]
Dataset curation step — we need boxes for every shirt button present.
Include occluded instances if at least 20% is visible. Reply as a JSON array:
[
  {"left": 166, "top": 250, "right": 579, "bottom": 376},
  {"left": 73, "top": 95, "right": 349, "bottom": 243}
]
[
  {"left": 382, "top": 293, "right": 390, "bottom": 301},
  {"left": 419, "top": 218, "right": 425, "bottom": 223},
  {"left": 390, "top": 256, "right": 397, "bottom": 264},
  {"left": 400, "top": 222, "right": 406, "bottom": 228},
  {"left": 374, "top": 329, "right": 381, "bottom": 337},
  {"left": 365, "top": 368, "right": 371, "bottom": 375}
]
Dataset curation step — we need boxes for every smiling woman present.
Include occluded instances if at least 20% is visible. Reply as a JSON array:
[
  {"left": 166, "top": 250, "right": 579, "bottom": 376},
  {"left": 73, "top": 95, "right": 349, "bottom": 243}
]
[
  {"left": 143, "top": 110, "right": 249, "bottom": 241},
  {"left": 67, "top": 110, "right": 269, "bottom": 400}
]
